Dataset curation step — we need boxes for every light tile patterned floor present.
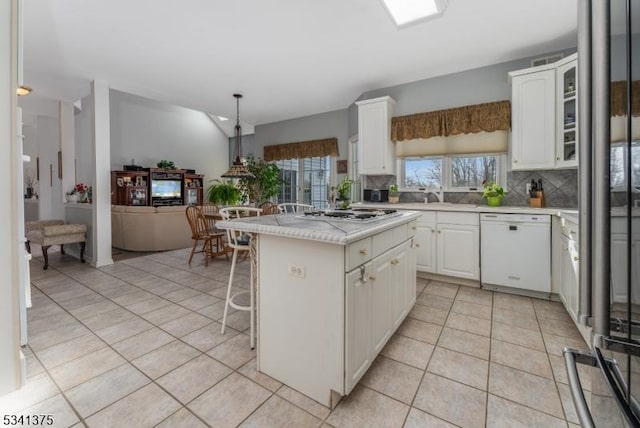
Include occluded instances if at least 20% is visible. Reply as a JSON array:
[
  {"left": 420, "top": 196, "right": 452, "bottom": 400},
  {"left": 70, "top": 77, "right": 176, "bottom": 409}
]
[{"left": 1, "top": 249, "right": 590, "bottom": 427}]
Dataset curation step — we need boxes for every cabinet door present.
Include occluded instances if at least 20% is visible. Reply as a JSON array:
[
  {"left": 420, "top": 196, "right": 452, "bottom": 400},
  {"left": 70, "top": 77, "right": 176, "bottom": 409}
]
[
  {"left": 370, "top": 250, "right": 393, "bottom": 355},
  {"left": 611, "top": 234, "right": 628, "bottom": 304},
  {"left": 437, "top": 224, "right": 479, "bottom": 280},
  {"left": 556, "top": 58, "right": 578, "bottom": 168},
  {"left": 511, "top": 69, "right": 556, "bottom": 170},
  {"left": 345, "top": 262, "right": 372, "bottom": 394},
  {"left": 391, "top": 240, "right": 413, "bottom": 329},
  {"left": 357, "top": 98, "right": 394, "bottom": 175},
  {"left": 415, "top": 223, "right": 436, "bottom": 273}
]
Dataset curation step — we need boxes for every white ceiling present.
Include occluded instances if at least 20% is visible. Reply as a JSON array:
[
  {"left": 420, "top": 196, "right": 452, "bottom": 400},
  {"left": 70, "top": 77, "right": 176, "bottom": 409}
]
[{"left": 23, "top": 0, "right": 577, "bottom": 132}]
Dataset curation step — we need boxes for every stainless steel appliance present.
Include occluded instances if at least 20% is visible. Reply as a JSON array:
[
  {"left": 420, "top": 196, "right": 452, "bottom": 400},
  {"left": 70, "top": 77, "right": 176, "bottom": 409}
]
[
  {"left": 564, "top": 1, "right": 640, "bottom": 426},
  {"left": 301, "top": 208, "right": 400, "bottom": 222},
  {"left": 363, "top": 189, "right": 389, "bottom": 202},
  {"left": 480, "top": 214, "right": 551, "bottom": 295}
]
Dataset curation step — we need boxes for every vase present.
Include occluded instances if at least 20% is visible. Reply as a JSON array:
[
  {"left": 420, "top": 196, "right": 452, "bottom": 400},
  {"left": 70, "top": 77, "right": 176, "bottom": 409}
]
[
  {"left": 26, "top": 187, "right": 33, "bottom": 199},
  {"left": 486, "top": 196, "right": 503, "bottom": 207},
  {"left": 388, "top": 195, "right": 400, "bottom": 204},
  {"left": 65, "top": 193, "right": 77, "bottom": 203}
]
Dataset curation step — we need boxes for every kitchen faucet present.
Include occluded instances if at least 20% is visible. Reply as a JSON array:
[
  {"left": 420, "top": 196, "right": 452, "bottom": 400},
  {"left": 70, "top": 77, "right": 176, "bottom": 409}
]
[{"left": 423, "top": 187, "right": 443, "bottom": 203}]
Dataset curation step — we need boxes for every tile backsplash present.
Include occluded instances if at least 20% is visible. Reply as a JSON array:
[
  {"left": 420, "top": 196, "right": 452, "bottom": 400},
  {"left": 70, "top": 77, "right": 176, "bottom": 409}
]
[{"left": 363, "top": 169, "right": 578, "bottom": 208}]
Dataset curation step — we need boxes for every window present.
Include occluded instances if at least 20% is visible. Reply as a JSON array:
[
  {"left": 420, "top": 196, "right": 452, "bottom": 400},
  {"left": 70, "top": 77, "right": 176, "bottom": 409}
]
[
  {"left": 611, "top": 143, "right": 640, "bottom": 189},
  {"left": 400, "top": 153, "right": 505, "bottom": 191},
  {"left": 274, "top": 156, "right": 331, "bottom": 208}
]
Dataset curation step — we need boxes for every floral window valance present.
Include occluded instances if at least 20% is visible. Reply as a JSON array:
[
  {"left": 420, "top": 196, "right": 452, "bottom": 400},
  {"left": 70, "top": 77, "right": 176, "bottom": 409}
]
[
  {"left": 263, "top": 138, "right": 339, "bottom": 162},
  {"left": 391, "top": 100, "right": 511, "bottom": 142},
  {"left": 611, "top": 81, "right": 640, "bottom": 117}
]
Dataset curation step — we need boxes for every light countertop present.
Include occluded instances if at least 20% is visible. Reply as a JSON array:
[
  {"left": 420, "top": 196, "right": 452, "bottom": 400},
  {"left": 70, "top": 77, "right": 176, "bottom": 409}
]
[
  {"left": 216, "top": 210, "right": 422, "bottom": 245},
  {"left": 354, "top": 202, "right": 579, "bottom": 218}
]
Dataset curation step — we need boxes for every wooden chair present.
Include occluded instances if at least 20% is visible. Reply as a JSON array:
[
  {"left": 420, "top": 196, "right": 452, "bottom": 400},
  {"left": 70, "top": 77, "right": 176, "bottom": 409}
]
[
  {"left": 200, "top": 203, "right": 228, "bottom": 260},
  {"left": 200, "top": 203, "right": 221, "bottom": 232},
  {"left": 259, "top": 201, "right": 279, "bottom": 215},
  {"left": 277, "top": 202, "right": 315, "bottom": 213},
  {"left": 219, "top": 206, "right": 262, "bottom": 349},
  {"left": 185, "top": 206, "right": 226, "bottom": 266}
]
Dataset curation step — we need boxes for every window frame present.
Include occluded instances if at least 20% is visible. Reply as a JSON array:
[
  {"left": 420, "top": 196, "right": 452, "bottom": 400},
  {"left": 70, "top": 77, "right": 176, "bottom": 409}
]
[
  {"left": 398, "top": 153, "right": 507, "bottom": 192},
  {"left": 610, "top": 142, "right": 640, "bottom": 192}
]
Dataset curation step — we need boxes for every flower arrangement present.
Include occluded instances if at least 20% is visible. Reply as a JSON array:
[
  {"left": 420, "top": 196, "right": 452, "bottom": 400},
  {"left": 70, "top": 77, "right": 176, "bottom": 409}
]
[
  {"left": 67, "top": 183, "right": 89, "bottom": 195},
  {"left": 336, "top": 177, "right": 353, "bottom": 209}
]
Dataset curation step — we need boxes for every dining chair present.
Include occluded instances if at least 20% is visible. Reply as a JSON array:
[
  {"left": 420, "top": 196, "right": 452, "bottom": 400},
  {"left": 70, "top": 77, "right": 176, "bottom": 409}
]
[
  {"left": 277, "top": 202, "right": 315, "bottom": 213},
  {"left": 259, "top": 201, "right": 279, "bottom": 215},
  {"left": 219, "top": 206, "right": 262, "bottom": 349},
  {"left": 185, "top": 205, "right": 226, "bottom": 266}
]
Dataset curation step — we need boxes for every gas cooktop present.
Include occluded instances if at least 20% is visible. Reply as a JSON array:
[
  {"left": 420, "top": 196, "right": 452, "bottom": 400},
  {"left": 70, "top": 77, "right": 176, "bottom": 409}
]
[{"left": 301, "top": 208, "right": 400, "bottom": 222}]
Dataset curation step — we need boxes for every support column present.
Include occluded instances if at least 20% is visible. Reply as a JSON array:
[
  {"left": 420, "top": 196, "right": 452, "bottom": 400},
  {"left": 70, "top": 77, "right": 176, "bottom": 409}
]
[
  {"left": 59, "top": 101, "right": 75, "bottom": 208},
  {"left": 0, "top": 0, "right": 24, "bottom": 394},
  {"left": 90, "top": 80, "right": 113, "bottom": 267}
]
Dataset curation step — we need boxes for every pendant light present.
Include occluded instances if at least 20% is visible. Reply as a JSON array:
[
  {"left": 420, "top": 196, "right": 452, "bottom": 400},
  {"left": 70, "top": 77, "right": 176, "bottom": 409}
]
[{"left": 221, "top": 93, "right": 254, "bottom": 178}]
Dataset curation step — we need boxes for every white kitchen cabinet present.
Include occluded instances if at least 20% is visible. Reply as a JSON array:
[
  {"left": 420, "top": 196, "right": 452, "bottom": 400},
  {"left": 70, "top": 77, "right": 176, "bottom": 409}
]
[
  {"left": 437, "top": 224, "right": 480, "bottom": 280},
  {"left": 415, "top": 211, "right": 479, "bottom": 280},
  {"left": 611, "top": 217, "right": 640, "bottom": 305},
  {"left": 356, "top": 96, "right": 396, "bottom": 175},
  {"left": 345, "top": 238, "right": 416, "bottom": 393},
  {"left": 554, "top": 216, "right": 580, "bottom": 322},
  {"left": 345, "top": 262, "right": 373, "bottom": 393},
  {"left": 509, "top": 53, "right": 578, "bottom": 170},
  {"left": 415, "top": 221, "right": 436, "bottom": 273},
  {"left": 510, "top": 68, "right": 556, "bottom": 170},
  {"left": 556, "top": 57, "right": 578, "bottom": 168}
]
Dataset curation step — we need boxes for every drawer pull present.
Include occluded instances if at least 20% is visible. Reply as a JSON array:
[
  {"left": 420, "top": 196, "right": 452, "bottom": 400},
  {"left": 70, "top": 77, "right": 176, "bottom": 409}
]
[
  {"left": 438, "top": 230, "right": 441, "bottom": 234},
  {"left": 574, "top": 256, "right": 580, "bottom": 261},
  {"left": 411, "top": 226, "right": 416, "bottom": 230},
  {"left": 369, "top": 275, "right": 376, "bottom": 281},
  {"left": 359, "top": 249, "right": 368, "bottom": 256},
  {"left": 563, "top": 247, "right": 569, "bottom": 251},
  {"left": 414, "top": 243, "right": 420, "bottom": 248},
  {"left": 570, "top": 230, "right": 576, "bottom": 235},
  {"left": 514, "top": 159, "right": 518, "bottom": 163}
]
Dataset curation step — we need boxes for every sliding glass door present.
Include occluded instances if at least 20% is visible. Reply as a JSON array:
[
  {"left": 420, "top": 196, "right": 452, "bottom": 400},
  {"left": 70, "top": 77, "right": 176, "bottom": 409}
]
[{"left": 274, "top": 156, "right": 331, "bottom": 208}]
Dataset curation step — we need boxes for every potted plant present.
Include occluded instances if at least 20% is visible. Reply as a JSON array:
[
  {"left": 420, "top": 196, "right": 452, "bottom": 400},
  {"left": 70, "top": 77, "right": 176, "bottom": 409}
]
[
  {"left": 482, "top": 180, "right": 505, "bottom": 207},
  {"left": 157, "top": 160, "right": 176, "bottom": 170},
  {"left": 388, "top": 184, "right": 400, "bottom": 204},
  {"left": 238, "top": 156, "right": 282, "bottom": 205},
  {"left": 336, "top": 177, "right": 353, "bottom": 209},
  {"left": 206, "top": 179, "right": 241, "bottom": 205},
  {"left": 24, "top": 169, "right": 36, "bottom": 199}
]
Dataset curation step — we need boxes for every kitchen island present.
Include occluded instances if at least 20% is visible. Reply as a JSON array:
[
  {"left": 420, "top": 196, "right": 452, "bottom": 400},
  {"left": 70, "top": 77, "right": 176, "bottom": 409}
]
[{"left": 216, "top": 209, "right": 421, "bottom": 408}]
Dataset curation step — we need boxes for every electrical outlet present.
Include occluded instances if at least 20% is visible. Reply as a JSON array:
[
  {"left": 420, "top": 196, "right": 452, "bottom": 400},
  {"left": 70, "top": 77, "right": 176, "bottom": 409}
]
[
  {"left": 288, "top": 264, "right": 305, "bottom": 279},
  {"left": 525, "top": 182, "right": 531, "bottom": 194}
]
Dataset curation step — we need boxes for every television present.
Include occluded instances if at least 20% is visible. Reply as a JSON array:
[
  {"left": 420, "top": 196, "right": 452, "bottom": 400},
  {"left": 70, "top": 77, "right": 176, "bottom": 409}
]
[{"left": 151, "top": 180, "right": 182, "bottom": 198}]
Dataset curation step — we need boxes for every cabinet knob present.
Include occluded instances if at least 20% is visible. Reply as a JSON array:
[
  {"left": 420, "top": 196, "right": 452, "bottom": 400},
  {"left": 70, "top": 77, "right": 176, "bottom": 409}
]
[
  {"left": 513, "top": 159, "right": 518, "bottom": 163},
  {"left": 391, "top": 259, "right": 399, "bottom": 265},
  {"left": 438, "top": 230, "right": 441, "bottom": 234},
  {"left": 570, "top": 231, "right": 576, "bottom": 235},
  {"left": 431, "top": 229, "right": 434, "bottom": 234},
  {"left": 574, "top": 256, "right": 579, "bottom": 261},
  {"left": 369, "top": 275, "right": 376, "bottom": 281},
  {"left": 411, "top": 226, "right": 416, "bottom": 230},
  {"left": 415, "top": 243, "right": 420, "bottom": 248},
  {"left": 359, "top": 249, "right": 368, "bottom": 256},
  {"left": 563, "top": 247, "right": 569, "bottom": 251}
]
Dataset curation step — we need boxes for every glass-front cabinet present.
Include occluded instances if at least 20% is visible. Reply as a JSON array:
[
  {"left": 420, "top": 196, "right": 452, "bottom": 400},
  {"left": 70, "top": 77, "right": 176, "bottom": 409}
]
[{"left": 556, "top": 56, "right": 578, "bottom": 168}]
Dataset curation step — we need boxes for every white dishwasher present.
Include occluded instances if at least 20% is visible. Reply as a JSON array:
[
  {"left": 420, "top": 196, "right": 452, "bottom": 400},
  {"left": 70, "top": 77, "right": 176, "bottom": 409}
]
[{"left": 480, "top": 213, "right": 551, "bottom": 294}]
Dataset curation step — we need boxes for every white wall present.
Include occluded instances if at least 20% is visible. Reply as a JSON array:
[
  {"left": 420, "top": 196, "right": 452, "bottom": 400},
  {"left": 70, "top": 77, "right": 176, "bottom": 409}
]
[
  {"left": 109, "top": 90, "right": 229, "bottom": 181},
  {"left": 74, "top": 96, "right": 93, "bottom": 187},
  {"left": 36, "top": 116, "right": 61, "bottom": 219}
]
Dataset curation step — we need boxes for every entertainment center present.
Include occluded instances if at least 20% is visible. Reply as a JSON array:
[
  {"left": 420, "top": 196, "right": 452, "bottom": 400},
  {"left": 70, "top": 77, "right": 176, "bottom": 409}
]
[{"left": 111, "top": 168, "right": 204, "bottom": 206}]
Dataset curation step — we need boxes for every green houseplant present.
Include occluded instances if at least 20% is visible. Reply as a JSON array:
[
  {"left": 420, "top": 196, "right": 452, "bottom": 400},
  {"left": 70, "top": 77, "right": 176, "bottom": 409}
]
[
  {"left": 238, "top": 156, "right": 282, "bottom": 205},
  {"left": 336, "top": 177, "right": 353, "bottom": 209},
  {"left": 389, "top": 184, "right": 400, "bottom": 204},
  {"left": 206, "top": 180, "right": 241, "bottom": 205},
  {"left": 157, "top": 160, "right": 176, "bottom": 170},
  {"left": 482, "top": 180, "right": 505, "bottom": 207}
]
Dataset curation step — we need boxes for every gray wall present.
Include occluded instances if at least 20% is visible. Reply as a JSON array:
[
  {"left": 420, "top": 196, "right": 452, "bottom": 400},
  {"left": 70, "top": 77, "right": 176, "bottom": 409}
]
[
  {"left": 255, "top": 109, "right": 349, "bottom": 166},
  {"left": 109, "top": 89, "right": 229, "bottom": 181}
]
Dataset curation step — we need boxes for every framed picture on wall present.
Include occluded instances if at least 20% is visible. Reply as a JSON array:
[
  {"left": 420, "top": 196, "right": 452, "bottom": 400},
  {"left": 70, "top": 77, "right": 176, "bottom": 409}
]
[{"left": 337, "top": 160, "right": 348, "bottom": 174}]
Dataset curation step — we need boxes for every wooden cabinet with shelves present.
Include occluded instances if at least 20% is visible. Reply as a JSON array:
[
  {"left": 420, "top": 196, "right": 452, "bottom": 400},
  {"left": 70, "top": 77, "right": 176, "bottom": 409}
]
[
  {"left": 184, "top": 173, "right": 204, "bottom": 205},
  {"left": 112, "top": 168, "right": 206, "bottom": 206},
  {"left": 111, "top": 170, "right": 150, "bottom": 206}
]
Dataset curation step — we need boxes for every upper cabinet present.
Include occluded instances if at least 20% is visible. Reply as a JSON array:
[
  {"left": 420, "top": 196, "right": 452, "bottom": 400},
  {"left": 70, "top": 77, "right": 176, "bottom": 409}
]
[
  {"left": 509, "top": 53, "right": 578, "bottom": 170},
  {"left": 356, "top": 96, "right": 396, "bottom": 175}
]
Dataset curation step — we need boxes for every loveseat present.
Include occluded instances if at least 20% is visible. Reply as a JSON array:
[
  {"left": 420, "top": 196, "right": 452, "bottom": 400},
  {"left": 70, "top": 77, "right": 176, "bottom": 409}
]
[{"left": 111, "top": 205, "right": 192, "bottom": 252}]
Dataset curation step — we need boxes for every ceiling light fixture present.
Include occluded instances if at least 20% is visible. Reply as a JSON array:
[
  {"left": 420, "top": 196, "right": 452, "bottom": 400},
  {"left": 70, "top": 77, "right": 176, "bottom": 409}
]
[
  {"left": 217, "top": 116, "right": 229, "bottom": 121},
  {"left": 381, "top": 0, "right": 449, "bottom": 27},
  {"left": 221, "top": 93, "right": 254, "bottom": 179},
  {"left": 16, "top": 85, "right": 32, "bottom": 96}
]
